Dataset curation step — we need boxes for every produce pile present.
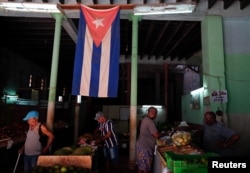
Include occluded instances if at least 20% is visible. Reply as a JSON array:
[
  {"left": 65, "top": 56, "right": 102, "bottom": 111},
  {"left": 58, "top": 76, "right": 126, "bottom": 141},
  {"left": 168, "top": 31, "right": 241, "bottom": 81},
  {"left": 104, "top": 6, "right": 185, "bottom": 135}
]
[
  {"left": 171, "top": 131, "right": 191, "bottom": 146},
  {"left": 32, "top": 164, "right": 91, "bottom": 173},
  {"left": 53, "top": 145, "right": 94, "bottom": 155},
  {"left": 157, "top": 131, "right": 203, "bottom": 155},
  {"left": 158, "top": 143, "right": 202, "bottom": 154}
]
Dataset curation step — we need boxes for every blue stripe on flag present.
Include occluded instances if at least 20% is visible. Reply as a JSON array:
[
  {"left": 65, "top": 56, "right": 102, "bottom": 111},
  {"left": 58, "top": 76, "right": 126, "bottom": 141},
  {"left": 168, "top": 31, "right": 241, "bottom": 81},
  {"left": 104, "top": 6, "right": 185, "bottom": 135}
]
[
  {"left": 108, "top": 12, "right": 120, "bottom": 97},
  {"left": 72, "top": 11, "right": 86, "bottom": 95},
  {"left": 89, "top": 44, "right": 101, "bottom": 97}
]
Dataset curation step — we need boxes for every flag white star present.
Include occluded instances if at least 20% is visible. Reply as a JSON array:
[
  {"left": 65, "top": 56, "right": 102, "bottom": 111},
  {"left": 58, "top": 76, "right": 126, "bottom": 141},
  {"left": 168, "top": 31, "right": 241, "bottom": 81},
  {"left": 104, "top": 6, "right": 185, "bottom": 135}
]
[{"left": 92, "top": 18, "right": 104, "bottom": 29}]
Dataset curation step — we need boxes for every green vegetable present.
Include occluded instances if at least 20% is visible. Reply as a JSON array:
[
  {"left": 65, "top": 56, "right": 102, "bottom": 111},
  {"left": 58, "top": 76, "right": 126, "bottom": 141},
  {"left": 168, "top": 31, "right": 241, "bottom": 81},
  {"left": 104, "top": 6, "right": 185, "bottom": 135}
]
[
  {"left": 53, "top": 147, "right": 73, "bottom": 155},
  {"left": 72, "top": 146, "right": 93, "bottom": 155}
]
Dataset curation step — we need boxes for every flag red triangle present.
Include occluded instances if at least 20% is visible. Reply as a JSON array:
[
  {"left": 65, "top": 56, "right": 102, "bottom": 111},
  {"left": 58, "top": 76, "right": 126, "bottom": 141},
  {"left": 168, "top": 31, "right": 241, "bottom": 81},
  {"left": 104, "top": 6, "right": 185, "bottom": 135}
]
[{"left": 81, "top": 5, "right": 119, "bottom": 47}]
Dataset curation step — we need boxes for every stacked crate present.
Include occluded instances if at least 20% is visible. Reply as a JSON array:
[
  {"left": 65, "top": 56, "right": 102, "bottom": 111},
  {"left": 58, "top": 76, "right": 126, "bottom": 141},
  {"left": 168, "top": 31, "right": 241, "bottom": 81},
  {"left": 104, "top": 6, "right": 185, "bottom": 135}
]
[{"left": 164, "top": 151, "right": 220, "bottom": 173}]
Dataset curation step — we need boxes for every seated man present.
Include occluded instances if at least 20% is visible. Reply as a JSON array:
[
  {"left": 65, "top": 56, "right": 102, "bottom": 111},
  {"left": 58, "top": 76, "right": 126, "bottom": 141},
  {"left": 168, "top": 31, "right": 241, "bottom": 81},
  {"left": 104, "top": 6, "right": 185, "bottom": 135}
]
[{"left": 202, "top": 111, "right": 240, "bottom": 156}]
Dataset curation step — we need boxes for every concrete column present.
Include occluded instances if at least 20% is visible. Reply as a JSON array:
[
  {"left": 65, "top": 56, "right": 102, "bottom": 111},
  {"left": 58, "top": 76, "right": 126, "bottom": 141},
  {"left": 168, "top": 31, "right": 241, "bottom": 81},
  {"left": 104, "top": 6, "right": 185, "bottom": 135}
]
[
  {"left": 46, "top": 13, "right": 64, "bottom": 131},
  {"left": 201, "top": 15, "right": 227, "bottom": 123},
  {"left": 129, "top": 14, "right": 141, "bottom": 170}
]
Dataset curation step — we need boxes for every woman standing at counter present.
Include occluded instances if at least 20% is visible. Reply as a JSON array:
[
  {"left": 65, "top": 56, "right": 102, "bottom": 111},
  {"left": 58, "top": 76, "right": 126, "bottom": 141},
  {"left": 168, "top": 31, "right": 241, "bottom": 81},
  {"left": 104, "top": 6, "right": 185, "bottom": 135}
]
[{"left": 136, "top": 106, "right": 166, "bottom": 173}]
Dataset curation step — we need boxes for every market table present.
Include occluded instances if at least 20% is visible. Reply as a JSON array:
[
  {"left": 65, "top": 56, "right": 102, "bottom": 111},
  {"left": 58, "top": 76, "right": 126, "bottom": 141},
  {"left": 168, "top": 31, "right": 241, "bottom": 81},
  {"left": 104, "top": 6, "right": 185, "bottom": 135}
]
[
  {"left": 0, "top": 136, "right": 25, "bottom": 173},
  {"left": 0, "top": 135, "right": 25, "bottom": 149},
  {"left": 154, "top": 149, "right": 168, "bottom": 173},
  {"left": 37, "top": 155, "right": 92, "bottom": 169}
]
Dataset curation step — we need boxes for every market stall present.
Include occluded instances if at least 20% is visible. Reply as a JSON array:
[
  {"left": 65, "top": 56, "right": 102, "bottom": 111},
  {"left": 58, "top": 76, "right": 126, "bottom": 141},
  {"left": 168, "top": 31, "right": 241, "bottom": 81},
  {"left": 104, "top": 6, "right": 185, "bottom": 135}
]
[
  {"left": 32, "top": 131, "right": 103, "bottom": 173},
  {"left": 153, "top": 129, "right": 219, "bottom": 173},
  {"left": 0, "top": 136, "right": 25, "bottom": 173},
  {"left": 33, "top": 145, "right": 96, "bottom": 172}
]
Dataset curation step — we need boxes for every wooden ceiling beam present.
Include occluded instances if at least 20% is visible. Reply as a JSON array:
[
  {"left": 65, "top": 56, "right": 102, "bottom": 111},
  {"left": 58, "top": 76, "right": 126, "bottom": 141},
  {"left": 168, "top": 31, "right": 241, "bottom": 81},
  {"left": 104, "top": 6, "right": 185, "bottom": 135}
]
[
  {"left": 161, "top": 22, "right": 183, "bottom": 59},
  {"left": 208, "top": 0, "right": 217, "bottom": 9},
  {"left": 141, "top": 21, "right": 154, "bottom": 59},
  {"left": 240, "top": 0, "right": 250, "bottom": 9},
  {"left": 149, "top": 21, "right": 169, "bottom": 57},
  {"left": 58, "top": 4, "right": 136, "bottom": 10},
  {"left": 223, "top": 0, "right": 235, "bottom": 9},
  {"left": 165, "top": 22, "right": 197, "bottom": 57}
]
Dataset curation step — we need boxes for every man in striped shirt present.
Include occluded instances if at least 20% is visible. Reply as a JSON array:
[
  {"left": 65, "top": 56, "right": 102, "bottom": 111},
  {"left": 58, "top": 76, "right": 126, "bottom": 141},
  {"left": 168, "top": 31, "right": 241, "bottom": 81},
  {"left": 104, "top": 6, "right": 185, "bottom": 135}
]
[{"left": 94, "top": 111, "right": 120, "bottom": 173}]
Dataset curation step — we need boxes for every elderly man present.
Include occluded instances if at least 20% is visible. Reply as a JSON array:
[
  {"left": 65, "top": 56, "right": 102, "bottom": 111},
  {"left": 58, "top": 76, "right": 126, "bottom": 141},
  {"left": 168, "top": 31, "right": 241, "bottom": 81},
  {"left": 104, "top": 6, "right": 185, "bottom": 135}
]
[
  {"left": 19, "top": 110, "right": 54, "bottom": 173},
  {"left": 94, "top": 111, "right": 120, "bottom": 173}
]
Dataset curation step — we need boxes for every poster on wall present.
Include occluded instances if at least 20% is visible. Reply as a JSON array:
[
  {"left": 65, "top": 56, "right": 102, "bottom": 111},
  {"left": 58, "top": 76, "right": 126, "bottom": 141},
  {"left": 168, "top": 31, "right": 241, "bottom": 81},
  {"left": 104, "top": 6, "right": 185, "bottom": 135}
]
[
  {"left": 211, "top": 90, "right": 228, "bottom": 103},
  {"left": 191, "top": 92, "right": 200, "bottom": 109}
]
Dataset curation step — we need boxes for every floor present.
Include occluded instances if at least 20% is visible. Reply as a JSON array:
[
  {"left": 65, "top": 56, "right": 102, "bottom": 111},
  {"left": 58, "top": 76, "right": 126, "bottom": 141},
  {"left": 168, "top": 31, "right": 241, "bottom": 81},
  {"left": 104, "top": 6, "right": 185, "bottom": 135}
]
[
  {"left": 92, "top": 147, "right": 137, "bottom": 173},
  {"left": 119, "top": 151, "right": 138, "bottom": 173}
]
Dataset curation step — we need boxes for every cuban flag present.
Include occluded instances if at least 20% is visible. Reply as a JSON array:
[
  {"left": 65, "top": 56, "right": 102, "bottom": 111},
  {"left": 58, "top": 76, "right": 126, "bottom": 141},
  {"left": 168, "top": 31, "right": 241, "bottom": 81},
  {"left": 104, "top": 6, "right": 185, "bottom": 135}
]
[{"left": 72, "top": 5, "right": 120, "bottom": 97}]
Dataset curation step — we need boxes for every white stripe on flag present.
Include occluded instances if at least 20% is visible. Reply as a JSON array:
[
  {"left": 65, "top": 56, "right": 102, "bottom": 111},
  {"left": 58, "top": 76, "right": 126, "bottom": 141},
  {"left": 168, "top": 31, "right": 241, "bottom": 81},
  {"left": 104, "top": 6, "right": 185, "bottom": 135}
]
[
  {"left": 99, "top": 27, "right": 111, "bottom": 97},
  {"left": 81, "top": 26, "right": 93, "bottom": 96}
]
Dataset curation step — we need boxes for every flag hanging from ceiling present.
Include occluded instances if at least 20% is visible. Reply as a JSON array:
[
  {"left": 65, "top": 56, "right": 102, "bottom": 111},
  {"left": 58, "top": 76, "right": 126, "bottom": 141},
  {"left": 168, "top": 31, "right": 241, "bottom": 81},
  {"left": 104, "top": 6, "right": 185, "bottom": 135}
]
[{"left": 72, "top": 5, "right": 120, "bottom": 97}]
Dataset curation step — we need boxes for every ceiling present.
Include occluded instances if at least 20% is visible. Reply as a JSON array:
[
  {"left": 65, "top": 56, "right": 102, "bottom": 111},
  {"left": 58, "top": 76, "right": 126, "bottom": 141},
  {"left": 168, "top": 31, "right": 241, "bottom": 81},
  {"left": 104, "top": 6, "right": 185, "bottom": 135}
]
[{"left": 0, "top": 0, "right": 249, "bottom": 86}]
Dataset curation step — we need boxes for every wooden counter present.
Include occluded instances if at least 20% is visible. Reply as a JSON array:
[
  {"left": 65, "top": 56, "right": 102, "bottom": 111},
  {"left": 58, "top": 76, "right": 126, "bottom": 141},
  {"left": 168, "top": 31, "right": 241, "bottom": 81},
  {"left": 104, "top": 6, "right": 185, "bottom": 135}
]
[
  {"left": 0, "top": 136, "right": 25, "bottom": 149},
  {"left": 154, "top": 150, "right": 167, "bottom": 173},
  {"left": 37, "top": 155, "right": 92, "bottom": 169}
]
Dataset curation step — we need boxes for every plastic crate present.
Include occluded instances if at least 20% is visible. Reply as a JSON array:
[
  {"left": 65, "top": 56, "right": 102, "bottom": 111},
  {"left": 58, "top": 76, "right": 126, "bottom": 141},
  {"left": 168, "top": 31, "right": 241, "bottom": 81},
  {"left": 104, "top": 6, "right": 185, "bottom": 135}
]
[{"left": 164, "top": 151, "right": 219, "bottom": 173}]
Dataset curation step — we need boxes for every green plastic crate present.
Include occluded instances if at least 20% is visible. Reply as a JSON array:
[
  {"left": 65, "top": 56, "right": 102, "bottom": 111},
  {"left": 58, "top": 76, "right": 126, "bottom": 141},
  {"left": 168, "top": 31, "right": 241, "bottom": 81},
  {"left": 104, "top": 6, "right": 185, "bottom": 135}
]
[{"left": 164, "top": 151, "right": 220, "bottom": 173}]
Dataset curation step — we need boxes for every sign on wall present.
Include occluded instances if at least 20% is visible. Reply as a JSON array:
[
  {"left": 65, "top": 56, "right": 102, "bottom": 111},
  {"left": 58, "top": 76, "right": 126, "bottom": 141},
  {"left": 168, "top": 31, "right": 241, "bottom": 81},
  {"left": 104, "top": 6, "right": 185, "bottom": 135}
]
[{"left": 211, "top": 90, "right": 228, "bottom": 103}]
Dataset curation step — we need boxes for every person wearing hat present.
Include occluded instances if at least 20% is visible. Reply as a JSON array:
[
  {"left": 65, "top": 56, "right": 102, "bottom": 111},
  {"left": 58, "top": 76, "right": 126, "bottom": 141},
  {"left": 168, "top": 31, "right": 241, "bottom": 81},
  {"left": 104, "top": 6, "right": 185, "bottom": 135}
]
[
  {"left": 94, "top": 111, "right": 120, "bottom": 173},
  {"left": 18, "top": 110, "right": 54, "bottom": 173}
]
